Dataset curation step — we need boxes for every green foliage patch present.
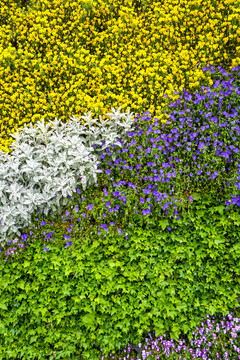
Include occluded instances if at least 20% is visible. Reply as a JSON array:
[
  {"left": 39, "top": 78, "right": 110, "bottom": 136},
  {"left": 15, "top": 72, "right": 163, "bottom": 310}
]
[{"left": 0, "top": 193, "right": 239, "bottom": 359}]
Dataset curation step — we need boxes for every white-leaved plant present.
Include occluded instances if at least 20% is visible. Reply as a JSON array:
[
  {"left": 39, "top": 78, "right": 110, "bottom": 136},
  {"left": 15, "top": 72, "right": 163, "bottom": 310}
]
[{"left": 0, "top": 107, "right": 136, "bottom": 246}]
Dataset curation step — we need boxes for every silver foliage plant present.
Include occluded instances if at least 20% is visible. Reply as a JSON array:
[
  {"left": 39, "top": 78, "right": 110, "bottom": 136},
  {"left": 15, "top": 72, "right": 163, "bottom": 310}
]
[{"left": 0, "top": 107, "right": 136, "bottom": 246}]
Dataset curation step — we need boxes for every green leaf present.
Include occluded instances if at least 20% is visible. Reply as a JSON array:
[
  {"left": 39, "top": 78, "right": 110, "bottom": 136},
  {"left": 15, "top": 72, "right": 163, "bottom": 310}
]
[
  {"left": 154, "top": 322, "right": 165, "bottom": 338},
  {"left": 210, "top": 205, "right": 224, "bottom": 215},
  {"left": 158, "top": 220, "right": 168, "bottom": 230},
  {"left": 82, "top": 313, "right": 95, "bottom": 325},
  {"left": 30, "top": 336, "right": 38, "bottom": 343},
  {"left": 17, "top": 280, "right": 25, "bottom": 290},
  {"left": 95, "top": 272, "right": 101, "bottom": 279},
  {"left": 92, "top": 240, "right": 100, "bottom": 248},
  {"left": 23, "top": 261, "right": 30, "bottom": 268},
  {"left": 52, "top": 259, "right": 61, "bottom": 268},
  {"left": 0, "top": 302, "right": 7, "bottom": 310},
  {"left": 63, "top": 266, "right": 72, "bottom": 277},
  {"left": 192, "top": 193, "right": 200, "bottom": 201}
]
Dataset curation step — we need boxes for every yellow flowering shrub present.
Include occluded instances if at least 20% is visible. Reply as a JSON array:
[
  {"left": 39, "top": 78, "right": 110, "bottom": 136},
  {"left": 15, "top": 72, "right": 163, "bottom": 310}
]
[{"left": 0, "top": 0, "right": 239, "bottom": 154}]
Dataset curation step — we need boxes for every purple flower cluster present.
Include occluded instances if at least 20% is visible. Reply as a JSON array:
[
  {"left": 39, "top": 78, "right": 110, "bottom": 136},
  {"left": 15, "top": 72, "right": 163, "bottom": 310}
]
[{"left": 100, "top": 312, "right": 240, "bottom": 360}]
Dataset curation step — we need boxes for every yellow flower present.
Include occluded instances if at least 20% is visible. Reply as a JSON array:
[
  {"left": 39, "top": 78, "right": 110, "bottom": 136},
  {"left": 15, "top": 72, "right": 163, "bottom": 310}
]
[{"left": 0, "top": 0, "right": 239, "bottom": 153}]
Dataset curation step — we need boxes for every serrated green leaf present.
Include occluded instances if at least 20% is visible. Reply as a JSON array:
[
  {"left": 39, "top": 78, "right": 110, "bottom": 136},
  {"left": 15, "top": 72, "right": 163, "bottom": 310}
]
[
  {"left": 82, "top": 313, "right": 95, "bottom": 325},
  {"left": 158, "top": 220, "right": 168, "bottom": 230},
  {"left": 30, "top": 335, "right": 38, "bottom": 343},
  {"left": 154, "top": 322, "right": 165, "bottom": 338},
  {"left": 23, "top": 261, "right": 30, "bottom": 268},
  {"left": 17, "top": 280, "right": 25, "bottom": 290},
  {"left": 0, "top": 303, "right": 7, "bottom": 310},
  {"left": 192, "top": 193, "right": 200, "bottom": 201}
]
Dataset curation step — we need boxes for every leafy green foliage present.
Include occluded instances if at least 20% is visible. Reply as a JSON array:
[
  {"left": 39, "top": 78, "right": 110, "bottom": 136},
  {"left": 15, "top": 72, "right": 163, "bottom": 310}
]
[{"left": 0, "top": 194, "right": 239, "bottom": 359}]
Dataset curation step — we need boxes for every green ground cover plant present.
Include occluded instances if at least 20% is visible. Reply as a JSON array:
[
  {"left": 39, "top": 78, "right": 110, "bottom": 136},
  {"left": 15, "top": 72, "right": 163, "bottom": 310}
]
[{"left": 0, "top": 1, "right": 240, "bottom": 359}]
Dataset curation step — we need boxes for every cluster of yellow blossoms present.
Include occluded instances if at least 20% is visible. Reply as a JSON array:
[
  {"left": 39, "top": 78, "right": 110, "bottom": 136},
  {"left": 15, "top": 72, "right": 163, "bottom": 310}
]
[{"left": 0, "top": 0, "right": 239, "bottom": 154}]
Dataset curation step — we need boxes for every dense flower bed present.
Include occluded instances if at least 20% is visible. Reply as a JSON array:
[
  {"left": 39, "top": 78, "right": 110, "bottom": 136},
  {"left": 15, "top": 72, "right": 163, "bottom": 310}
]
[
  {"left": 0, "top": 0, "right": 239, "bottom": 154},
  {"left": 0, "top": 1, "right": 240, "bottom": 359}
]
